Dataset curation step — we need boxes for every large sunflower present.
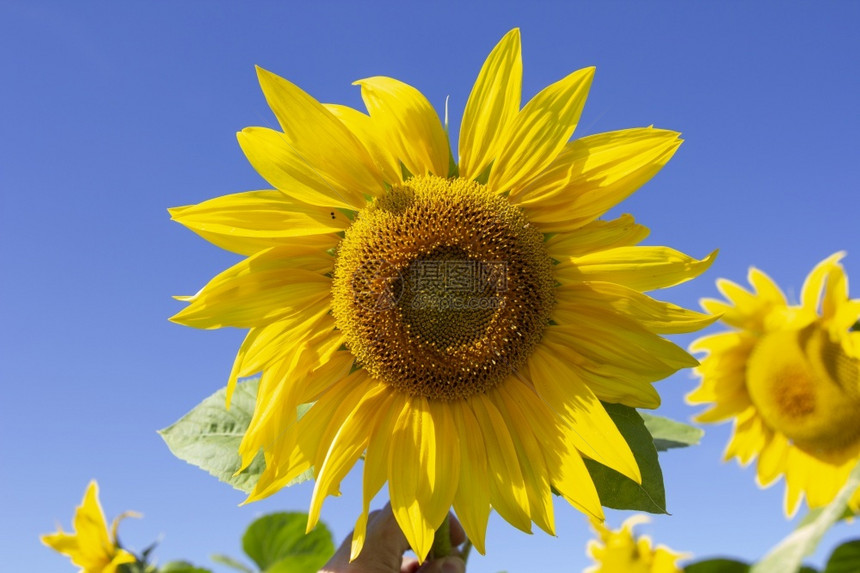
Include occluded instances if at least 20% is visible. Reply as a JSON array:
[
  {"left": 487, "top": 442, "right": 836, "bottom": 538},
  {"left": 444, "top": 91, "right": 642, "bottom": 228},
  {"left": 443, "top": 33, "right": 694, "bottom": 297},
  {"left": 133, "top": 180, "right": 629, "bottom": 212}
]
[
  {"left": 688, "top": 253, "right": 860, "bottom": 515},
  {"left": 171, "top": 29, "right": 714, "bottom": 560}
]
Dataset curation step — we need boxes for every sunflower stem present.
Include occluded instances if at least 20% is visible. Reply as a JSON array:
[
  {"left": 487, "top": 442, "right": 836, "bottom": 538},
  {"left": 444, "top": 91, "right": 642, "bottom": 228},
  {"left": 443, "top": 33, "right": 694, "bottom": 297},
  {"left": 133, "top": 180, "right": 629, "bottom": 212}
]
[{"left": 430, "top": 515, "right": 452, "bottom": 559}]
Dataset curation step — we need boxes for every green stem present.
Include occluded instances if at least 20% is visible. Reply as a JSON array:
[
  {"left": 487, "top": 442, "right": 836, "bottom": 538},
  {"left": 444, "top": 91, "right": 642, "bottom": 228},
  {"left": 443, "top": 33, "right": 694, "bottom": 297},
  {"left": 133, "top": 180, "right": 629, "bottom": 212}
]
[
  {"left": 460, "top": 539, "right": 473, "bottom": 565},
  {"left": 429, "top": 515, "right": 452, "bottom": 559}
]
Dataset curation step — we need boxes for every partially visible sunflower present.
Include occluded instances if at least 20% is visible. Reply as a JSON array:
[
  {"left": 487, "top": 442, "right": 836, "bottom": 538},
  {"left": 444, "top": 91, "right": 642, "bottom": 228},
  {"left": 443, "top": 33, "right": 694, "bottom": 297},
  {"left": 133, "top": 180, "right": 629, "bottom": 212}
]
[
  {"left": 171, "top": 28, "right": 715, "bottom": 560},
  {"left": 41, "top": 481, "right": 138, "bottom": 573},
  {"left": 688, "top": 253, "right": 860, "bottom": 514},
  {"left": 586, "top": 515, "right": 688, "bottom": 573}
]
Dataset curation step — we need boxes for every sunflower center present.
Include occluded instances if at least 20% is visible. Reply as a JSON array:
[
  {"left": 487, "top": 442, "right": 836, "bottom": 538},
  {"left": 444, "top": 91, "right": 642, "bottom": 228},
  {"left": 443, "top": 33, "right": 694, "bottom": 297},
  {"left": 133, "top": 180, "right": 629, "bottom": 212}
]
[
  {"left": 746, "top": 325, "right": 860, "bottom": 455},
  {"left": 331, "top": 174, "right": 554, "bottom": 401}
]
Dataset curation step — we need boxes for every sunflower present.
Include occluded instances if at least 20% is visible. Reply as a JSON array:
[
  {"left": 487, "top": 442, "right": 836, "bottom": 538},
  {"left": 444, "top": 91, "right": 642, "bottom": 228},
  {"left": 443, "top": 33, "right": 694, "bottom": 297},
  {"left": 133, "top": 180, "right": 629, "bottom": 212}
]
[
  {"left": 41, "top": 481, "right": 138, "bottom": 573},
  {"left": 171, "top": 28, "right": 714, "bottom": 560},
  {"left": 586, "top": 515, "right": 688, "bottom": 573},
  {"left": 688, "top": 253, "right": 860, "bottom": 515}
]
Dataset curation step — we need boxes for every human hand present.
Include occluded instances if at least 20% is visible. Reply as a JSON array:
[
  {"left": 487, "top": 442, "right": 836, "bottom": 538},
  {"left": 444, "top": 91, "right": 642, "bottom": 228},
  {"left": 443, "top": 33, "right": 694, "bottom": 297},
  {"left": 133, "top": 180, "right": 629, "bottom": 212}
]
[{"left": 320, "top": 503, "right": 467, "bottom": 573}]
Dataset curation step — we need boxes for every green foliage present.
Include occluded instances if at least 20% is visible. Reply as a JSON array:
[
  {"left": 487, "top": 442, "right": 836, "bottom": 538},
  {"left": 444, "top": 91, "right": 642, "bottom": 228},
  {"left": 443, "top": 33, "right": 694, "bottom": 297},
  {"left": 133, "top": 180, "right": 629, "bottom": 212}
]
[
  {"left": 243, "top": 512, "right": 334, "bottom": 572},
  {"left": 583, "top": 403, "right": 667, "bottom": 514},
  {"left": 750, "top": 460, "right": 860, "bottom": 573},
  {"left": 213, "top": 512, "right": 335, "bottom": 573},
  {"left": 684, "top": 558, "right": 751, "bottom": 572},
  {"left": 158, "top": 562, "right": 213, "bottom": 573},
  {"left": 823, "top": 539, "right": 860, "bottom": 573},
  {"left": 210, "top": 554, "right": 254, "bottom": 573},
  {"left": 158, "top": 377, "right": 313, "bottom": 493},
  {"left": 640, "top": 412, "right": 704, "bottom": 451}
]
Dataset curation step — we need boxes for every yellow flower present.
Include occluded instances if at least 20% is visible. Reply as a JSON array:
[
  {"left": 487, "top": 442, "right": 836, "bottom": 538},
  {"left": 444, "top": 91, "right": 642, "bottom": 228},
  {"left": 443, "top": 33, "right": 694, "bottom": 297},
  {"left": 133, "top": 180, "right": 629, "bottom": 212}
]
[
  {"left": 689, "top": 253, "right": 860, "bottom": 515},
  {"left": 586, "top": 515, "right": 688, "bottom": 573},
  {"left": 41, "top": 481, "right": 138, "bottom": 573},
  {"left": 171, "top": 28, "right": 714, "bottom": 560}
]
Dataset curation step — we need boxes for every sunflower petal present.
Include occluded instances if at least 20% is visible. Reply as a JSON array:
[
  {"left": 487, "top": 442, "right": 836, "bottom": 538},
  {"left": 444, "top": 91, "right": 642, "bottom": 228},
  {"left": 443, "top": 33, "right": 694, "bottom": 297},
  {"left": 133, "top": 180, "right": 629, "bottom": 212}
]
[
  {"left": 351, "top": 392, "right": 400, "bottom": 561},
  {"left": 308, "top": 382, "right": 389, "bottom": 530},
  {"left": 388, "top": 396, "right": 436, "bottom": 562},
  {"left": 325, "top": 104, "right": 403, "bottom": 184},
  {"left": 489, "top": 67, "right": 594, "bottom": 194},
  {"left": 545, "top": 214, "right": 650, "bottom": 259},
  {"left": 253, "top": 67, "right": 382, "bottom": 205},
  {"left": 555, "top": 281, "right": 717, "bottom": 335},
  {"left": 169, "top": 190, "right": 346, "bottom": 255},
  {"left": 459, "top": 28, "right": 522, "bottom": 180},
  {"left": 510, "top": 128, "right": 681, "bottom": 231},
  {"left": 170, "top": 246, "right": 331, "bottom": 329},
  {"left": 355, "top": 76, "right": 450, "bottom": 178},
  {"left": 493, "top": 386, "right": 555, "bottom": 535},
  {"left": 801, "top": 252, "right": 846, "bottom": 314},
  {"left": 470, "top": 395, "right": 532, "bottom": 532},
  {"left": 528, "top": 346, "right": 641, "bottom": 484},
  {"left": 556, "top": 247, "right": 718, "bottom": 292},
  {"left": 504, "top": 379, "right": 604, "bottom": 520},
  {"left": 452, "top": 403, "right": 491, "bottom": 555}
]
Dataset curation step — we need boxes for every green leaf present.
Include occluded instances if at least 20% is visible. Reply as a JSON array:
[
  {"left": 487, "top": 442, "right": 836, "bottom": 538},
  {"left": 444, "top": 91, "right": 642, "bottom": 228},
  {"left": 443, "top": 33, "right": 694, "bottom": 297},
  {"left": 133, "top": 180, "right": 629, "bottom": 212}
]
[
  {"left": 684, "top": 558, "right": 751, "bottom": 572},
  {"left": 242, "top": 512, "right": 335, "bottom": 573},
  {"left": 210, "top": 554, "right": 254, "bottom": 573},
  {"left": 158, "top": 562, "right": 213, "bottom": 573},
  {"left": 824, "top": 539, "right": 860, "bottom": 573},
  {"left": 583, "top": 403, "right": 667, "bottom": 513},
  {"left": 751, "top": 459, "right": 860, "bottom": 573},
  {"left": 158, "top": 377, "right": 313, "bottom": 493},
  {"left": 640, "top": 412, "right": 704, "bottom": 451}
]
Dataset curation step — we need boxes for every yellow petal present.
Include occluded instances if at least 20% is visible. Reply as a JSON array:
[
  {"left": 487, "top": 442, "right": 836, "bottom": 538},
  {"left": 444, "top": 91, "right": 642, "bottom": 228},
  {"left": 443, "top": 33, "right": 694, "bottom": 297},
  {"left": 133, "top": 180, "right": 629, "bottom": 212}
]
[
  {"left": 355, "top": 76, "right": 450, "bottom": 178},
  {"left": 253, "top": 67, "right": 382, "bottom": 205},
  {"left": 452, "top": 402, "right": 491, "bottom": 555},
  {"left": 504, "top": 379, "right": 604, "bottom": 520},
  {"left": 74, "top": 481, "right": 111, "bottom": 557},
  {"left": 351, "top": 392, "right": 401, "bottom": 561},
  {"left": 492, "top": 386, "right": 555, "bottom": 535},
  {"left": 801, "top": 252, "right": 846, "bottom": 314},
  {"left": 226, "top": 299, "right": 331, "bottom": 406},
  {"left": 510, "top": 128, "right": 681, "bottom": 231},
  {"left": 470, "top": 394, "right": 532, "bottom": 532},
  {"left": 556, "top": 247, "right": 717, "bottom": 292},
  {"left": 40, "top": 531, "right": 79, "bottom": 554},
  {"left": 388, "top": 396, "right": 436, "bottom": 562},
  {"left": 528, "top": 346, "right": 641, "bottom": 484},
  {"left": 425, "top": 400, "right": 461, "bottom": 532},
  {"left": 237, "top": 125, "right": 374, "bottom": 211},
  {"left": 542, "top": 329, "right": 662, "bottom": 408},
  {"left": 325, "top": 104, "right": 402, "bottom": 184},
  {"left": 489, "top": 67, "right": 594, "bottom": 194},
  {"left": 458, "top": 28, "right": 522, "bottom": 180},
  {"left": 169, "top": 190, "right": 346, "bottom": 255},
  {"left": 170, "top": 246, "right": 331, "bottom": 329},
  {"left": 545, "top": 214, "right": 650, "bottom": 259},
  {"left": 308, "top": 382, "right": 390, "bottom": 530},
  {"left": 554, "top": 281, "right": 717, "bottom": 335},
  {"left": 546, "top": 318, "right": 698, "bottom": 379},
  {"left": 747, "top": 267, "right": 787, "bottom": 307}
]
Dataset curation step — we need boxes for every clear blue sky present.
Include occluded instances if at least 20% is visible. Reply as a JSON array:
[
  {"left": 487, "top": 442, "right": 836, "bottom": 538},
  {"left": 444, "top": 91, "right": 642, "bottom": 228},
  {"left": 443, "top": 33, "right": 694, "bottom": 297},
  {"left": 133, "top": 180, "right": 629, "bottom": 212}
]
[{"left": 2, "top": 2, "right": 858, "bottom": 571}]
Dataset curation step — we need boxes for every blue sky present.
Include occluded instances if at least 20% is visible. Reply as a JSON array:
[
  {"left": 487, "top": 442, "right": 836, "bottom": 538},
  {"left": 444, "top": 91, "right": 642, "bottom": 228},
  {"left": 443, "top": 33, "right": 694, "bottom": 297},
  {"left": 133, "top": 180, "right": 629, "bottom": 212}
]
[{"left": 2, "top": 2, "right": 858, "bottom": 571}]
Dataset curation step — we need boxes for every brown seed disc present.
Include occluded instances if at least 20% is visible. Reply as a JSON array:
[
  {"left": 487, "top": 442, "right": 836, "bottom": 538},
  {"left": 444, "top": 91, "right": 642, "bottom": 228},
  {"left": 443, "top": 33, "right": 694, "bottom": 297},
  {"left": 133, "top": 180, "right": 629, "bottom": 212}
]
[{"left": 331, "top": 175, "right": 554, "bottom": 401}]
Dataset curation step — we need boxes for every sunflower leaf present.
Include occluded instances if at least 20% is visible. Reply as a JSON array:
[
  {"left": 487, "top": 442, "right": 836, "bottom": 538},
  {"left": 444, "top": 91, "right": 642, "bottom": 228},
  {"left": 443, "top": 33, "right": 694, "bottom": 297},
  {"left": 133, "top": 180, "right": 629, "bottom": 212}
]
[
  {"left": 583, "top": 403, "right": 667, "bottom": 514},
  {"left": 158, "top": 377, "right": 314, "bottom": 493},
  {"left": 750, "top": 459, "right": 860, "bottom": 573},
  {"left": 639, "top": 412, "right": 704, "bottom": 451},
  {"left": 823, "top": 539, "right": 860, "bottom": 573},
  {"left": 242, "top": 512, "right": 334, "bottom": 573},
  {"left": 683, "top": 558, "right": 752, "bottom": 572}
]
